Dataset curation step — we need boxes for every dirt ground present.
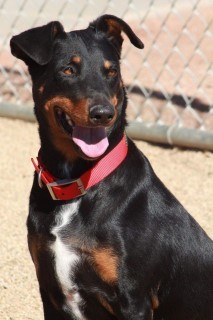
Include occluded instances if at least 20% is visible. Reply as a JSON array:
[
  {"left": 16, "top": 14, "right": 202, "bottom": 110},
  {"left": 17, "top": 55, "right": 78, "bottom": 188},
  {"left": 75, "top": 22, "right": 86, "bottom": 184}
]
[{"left": 0, "top": 116, "right": 212, "bottom": 320}]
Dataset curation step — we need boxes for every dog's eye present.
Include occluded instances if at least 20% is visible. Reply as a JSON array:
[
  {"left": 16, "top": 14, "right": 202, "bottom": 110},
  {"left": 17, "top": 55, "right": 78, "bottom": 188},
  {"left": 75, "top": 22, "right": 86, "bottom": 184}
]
[
  {"left": 107, "top": 68, "right": 117, "bottom": 78},
  {"left": 63, "top": 66, "right": 75, "bottom": 75}
]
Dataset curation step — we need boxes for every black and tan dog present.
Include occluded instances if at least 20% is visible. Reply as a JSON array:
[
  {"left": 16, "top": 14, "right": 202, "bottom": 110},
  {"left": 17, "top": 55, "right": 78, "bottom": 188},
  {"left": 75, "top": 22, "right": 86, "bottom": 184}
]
[{"left": 10, "top": 15, "right": 213, "bottom": 320}]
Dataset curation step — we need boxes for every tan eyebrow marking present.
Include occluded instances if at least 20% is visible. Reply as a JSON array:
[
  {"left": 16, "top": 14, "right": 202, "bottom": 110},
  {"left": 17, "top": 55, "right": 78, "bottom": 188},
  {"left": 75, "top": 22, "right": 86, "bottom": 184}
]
[
  {"left": 104, "top": 60, "right": 111, "bottom": 69},
  {"left": 71, "top": 55, "right": 81, "bottom": 63}
]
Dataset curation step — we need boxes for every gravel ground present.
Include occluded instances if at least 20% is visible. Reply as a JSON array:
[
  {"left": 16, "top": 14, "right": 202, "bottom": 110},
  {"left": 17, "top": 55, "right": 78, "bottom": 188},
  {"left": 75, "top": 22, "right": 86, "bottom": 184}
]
[{"left": 0, "top": 117, "right": 212, "bottom": 319}]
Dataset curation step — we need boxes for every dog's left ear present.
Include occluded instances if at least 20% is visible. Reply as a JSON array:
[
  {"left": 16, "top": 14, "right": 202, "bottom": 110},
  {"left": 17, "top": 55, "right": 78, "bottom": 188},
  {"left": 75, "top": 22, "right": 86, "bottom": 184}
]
[
  {"left": 89, "top": 14, "right": 144, "bottom": 53},
  {"left": 10, "top": 21, "right": 64, "bottom": 66}
]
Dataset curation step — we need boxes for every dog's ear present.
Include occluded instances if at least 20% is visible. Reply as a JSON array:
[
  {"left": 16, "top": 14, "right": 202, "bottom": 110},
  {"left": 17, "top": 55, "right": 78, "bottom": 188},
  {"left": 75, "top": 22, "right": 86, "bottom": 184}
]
[
  {"left": 10, "top": 21, "right": 64, "bottom": 66},
  {"left": 89, "top": 15, "right": 144, "bottom": 53}
]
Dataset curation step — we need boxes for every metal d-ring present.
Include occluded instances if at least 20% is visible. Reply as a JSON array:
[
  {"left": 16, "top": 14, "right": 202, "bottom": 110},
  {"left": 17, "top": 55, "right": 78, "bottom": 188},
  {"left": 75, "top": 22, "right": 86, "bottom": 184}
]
[{"left": 38, "top": 168, "right": 44, "bottom": 188}]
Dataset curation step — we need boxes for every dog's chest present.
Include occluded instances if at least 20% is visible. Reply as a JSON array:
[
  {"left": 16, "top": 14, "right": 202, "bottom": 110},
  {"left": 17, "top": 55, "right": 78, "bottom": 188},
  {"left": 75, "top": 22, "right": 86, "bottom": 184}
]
[{"left": 51, "top": 199, "right": 86, "bottom": 319}]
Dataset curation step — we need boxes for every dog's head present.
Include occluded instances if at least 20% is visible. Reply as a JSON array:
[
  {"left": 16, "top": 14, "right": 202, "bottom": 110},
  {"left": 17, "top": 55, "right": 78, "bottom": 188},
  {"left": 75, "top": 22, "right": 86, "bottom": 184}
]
[{"left": 10, "top": 15, "right": 144, "bottom": 161}]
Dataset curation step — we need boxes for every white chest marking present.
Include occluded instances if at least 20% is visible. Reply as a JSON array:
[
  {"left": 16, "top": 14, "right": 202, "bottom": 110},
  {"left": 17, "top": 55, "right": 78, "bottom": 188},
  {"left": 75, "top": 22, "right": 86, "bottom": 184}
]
[{"left": 51, "top": 199, "right": 86, "bottom": 320}]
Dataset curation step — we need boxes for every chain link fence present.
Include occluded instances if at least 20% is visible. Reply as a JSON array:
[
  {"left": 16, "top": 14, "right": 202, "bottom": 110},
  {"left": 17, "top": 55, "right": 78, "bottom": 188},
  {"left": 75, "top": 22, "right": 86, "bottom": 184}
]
[{"left": 0, "top": 0, "right": 212, "bottom": 149}]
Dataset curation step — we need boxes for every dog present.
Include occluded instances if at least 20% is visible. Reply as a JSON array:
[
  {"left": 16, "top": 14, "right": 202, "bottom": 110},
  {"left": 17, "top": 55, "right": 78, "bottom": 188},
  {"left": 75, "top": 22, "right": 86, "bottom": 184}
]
[{"left": 10, "top": 15, "right": 213, "bottom": 320}]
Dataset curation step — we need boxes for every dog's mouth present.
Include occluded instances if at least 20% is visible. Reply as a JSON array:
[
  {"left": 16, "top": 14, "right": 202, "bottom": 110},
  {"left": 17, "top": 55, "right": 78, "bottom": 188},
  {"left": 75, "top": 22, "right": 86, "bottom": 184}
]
[
  {"left": 54, "top": 107, "right": 74, "bottom": 133},
  {"left": 54, "top": 107, "right": 109, "bottom": 159}
]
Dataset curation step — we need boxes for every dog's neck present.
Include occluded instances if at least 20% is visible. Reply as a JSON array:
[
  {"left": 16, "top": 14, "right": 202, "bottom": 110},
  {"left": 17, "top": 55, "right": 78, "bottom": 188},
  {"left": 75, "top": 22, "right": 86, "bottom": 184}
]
[
  {"left": 32, "top": 134, "right": 128, "bottom": 201},
  {"left": 38, "top": 130, "right": 125, "bottom": 180},
  {"left": 38, "top": 146, "right": 94, "bottom": 180}
]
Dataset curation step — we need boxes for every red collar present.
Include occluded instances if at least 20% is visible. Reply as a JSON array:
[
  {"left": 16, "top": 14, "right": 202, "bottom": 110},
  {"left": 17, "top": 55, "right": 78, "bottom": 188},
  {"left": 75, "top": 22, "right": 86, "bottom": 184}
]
[{"left": 31, "top": 135, "right": 128, "bottom": 201}]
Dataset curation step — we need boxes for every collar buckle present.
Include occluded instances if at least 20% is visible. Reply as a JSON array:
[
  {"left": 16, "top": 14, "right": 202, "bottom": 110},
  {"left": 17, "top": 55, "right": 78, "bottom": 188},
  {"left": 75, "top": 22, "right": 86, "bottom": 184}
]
[{"left": 46, "top": 178, "right": 86, "bottom": 200}]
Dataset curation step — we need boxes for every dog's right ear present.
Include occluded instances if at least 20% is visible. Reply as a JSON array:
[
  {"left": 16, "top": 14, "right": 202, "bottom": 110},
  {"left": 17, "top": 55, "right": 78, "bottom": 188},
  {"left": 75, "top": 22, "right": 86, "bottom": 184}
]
[
  {"left": 10, "top": 21, "right": 64, "bottom": 66},
  {"left": 90, "top": 15, "right": 144, "bottom": 54}
]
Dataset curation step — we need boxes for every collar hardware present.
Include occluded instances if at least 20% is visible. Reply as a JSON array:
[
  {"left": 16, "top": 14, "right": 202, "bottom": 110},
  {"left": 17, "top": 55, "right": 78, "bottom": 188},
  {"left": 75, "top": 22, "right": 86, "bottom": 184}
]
[
  {"left": 31, "top": 134, "right": 128, "bottom": 201},
  {"left": 46, "top": 178, "right": 86, "bottom": 200}
]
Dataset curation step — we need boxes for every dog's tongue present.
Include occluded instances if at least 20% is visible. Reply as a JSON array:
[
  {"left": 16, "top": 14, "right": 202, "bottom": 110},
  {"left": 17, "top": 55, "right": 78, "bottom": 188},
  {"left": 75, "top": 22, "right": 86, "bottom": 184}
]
[{"left": 72, "top": 126, "right": 109, "bottom": 158}]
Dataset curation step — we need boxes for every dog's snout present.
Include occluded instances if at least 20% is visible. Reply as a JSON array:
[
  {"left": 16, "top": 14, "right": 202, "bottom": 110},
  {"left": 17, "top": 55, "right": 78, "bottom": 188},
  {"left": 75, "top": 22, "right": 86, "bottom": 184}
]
[{"left": 89, "top": 105, "right": 115, "bottom": 125}]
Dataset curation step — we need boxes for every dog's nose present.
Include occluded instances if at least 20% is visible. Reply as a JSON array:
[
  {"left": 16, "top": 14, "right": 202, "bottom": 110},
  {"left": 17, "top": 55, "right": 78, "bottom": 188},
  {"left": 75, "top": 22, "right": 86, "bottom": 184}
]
[{"left": 89, "top": 105, "right": 115, "bottom": 125}]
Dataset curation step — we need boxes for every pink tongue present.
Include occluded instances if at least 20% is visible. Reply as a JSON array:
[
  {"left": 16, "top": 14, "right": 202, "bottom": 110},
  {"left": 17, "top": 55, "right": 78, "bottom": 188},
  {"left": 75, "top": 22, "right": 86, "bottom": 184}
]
[{"left": 72, "top": 126, "right": 109, "bottom": 158}]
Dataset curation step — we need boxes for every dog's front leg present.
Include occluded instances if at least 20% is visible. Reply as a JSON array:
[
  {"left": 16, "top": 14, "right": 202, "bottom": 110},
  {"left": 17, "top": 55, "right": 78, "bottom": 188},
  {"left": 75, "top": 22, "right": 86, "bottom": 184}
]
[{"left": 40, "top": 288, "right": 74, "bottom": 320}]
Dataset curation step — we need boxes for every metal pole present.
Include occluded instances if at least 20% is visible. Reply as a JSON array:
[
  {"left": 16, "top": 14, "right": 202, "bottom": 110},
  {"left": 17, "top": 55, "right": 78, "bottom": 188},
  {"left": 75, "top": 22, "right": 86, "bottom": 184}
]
[
  {"left": 126, "top": 121, "right": 213, "bottom": 151},
  {"left": 0, "top": 102, "right": 35, "bottom": 122}
]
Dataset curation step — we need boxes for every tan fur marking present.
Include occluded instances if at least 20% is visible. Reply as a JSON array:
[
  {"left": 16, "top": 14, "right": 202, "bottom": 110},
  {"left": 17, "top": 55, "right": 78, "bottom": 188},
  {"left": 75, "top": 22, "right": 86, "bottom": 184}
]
[
  {"left": 71, "top": 98, "right": 89, "bottom": 125},
  {"left": 71, "top": 56, "right": 81, "bottom": 63},
  {"left": 28, "top": 235, "right": 40, "bottom": 275},
  {"left": 106, "top": 19, "right": 122, "bottom": 39},
  {"left": 44, "top": 97, "right": 71, "bottom": 112},
  {"left": 28, "top": 234, "right": 63, "bottom": 311},
  {"left": 151, "top": 294, "right": 159, "bottom": 309},
  {"left": 43, "top": 96, "right": 90, "bottom": 161},
  {"left": 111, "top": 95, "right": 118, "bottom": 107},
  {"left": 104, "top": 60, "right": 111, "bottom": 69},
  {"left": 91, "top": 248, "right": 118, "bottom": 284},
  {"left": 28, "top": 234, "right": 50, "bottom": 278},
  {"left": 151, "top": 286, "right": 160, "bottom": 310},
  {"left": 96, "top": 294, "right": 115, "bottom": 315},
  {"left": 44, "top": 96, "right": 89, "bottom": 126}
]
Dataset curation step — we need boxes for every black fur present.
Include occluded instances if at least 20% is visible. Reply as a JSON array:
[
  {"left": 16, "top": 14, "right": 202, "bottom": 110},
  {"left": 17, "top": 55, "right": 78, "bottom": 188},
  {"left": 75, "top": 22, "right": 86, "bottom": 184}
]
[{"left": 10, "top": 15, "right": 213, "bottom": 320}]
